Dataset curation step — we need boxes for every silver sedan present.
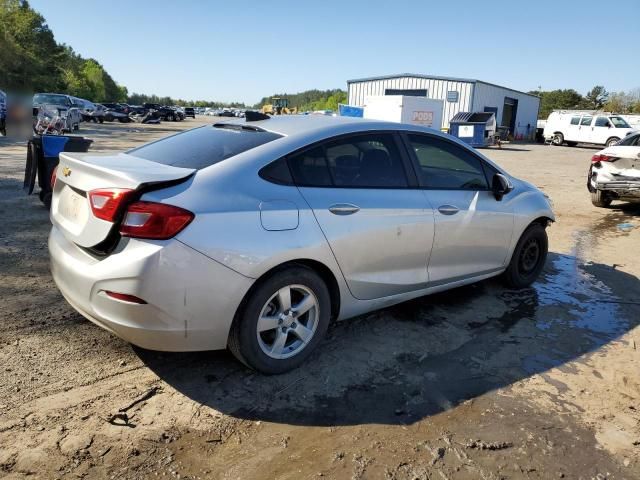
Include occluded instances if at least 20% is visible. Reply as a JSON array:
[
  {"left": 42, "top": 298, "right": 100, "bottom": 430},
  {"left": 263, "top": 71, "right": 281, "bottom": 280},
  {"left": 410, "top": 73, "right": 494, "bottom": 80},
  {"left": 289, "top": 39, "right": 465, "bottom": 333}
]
[{"left": 49, "top": 115, "right": 554, "bottom": 374}]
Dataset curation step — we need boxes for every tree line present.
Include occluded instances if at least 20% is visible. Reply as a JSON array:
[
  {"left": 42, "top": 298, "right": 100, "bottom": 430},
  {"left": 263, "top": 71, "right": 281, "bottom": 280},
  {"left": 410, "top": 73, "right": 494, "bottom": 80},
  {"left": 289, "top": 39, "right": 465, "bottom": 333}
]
[
  {"left": 0, "top": 0, "right": 127, "bottom": 102},
  {"left": 530, "top": 86, "right": 640, "bottom": 119}
]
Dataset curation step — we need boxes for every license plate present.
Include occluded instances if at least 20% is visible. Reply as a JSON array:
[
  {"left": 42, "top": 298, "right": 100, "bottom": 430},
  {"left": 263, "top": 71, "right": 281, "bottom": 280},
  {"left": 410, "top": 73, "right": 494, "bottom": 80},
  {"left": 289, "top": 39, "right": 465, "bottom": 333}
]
[{"left": 60, "top": 188, "right": 86, "bottom": 223}]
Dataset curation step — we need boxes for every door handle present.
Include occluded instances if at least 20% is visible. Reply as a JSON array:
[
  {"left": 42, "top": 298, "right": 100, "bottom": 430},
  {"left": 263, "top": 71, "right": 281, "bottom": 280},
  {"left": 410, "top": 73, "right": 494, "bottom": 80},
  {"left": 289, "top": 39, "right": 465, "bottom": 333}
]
[
  {"left": 329, "top": 203, "right": 360, "bottom": 215},
  {"left": 438, "top": 205, "right": 460, "bottom": 215}
]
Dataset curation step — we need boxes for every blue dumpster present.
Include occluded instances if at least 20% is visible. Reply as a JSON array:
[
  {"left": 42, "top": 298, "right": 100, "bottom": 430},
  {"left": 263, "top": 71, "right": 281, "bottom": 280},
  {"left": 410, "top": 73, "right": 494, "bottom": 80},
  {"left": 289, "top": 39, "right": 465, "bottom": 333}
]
[{"left": 449, "top": 112, "right": 497, "bottom": 148}]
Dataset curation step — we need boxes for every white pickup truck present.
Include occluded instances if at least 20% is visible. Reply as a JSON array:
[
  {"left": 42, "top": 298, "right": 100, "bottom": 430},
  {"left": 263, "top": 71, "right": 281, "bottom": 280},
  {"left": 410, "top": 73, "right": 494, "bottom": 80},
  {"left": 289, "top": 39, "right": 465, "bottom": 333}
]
[{"left": 543, "top": 111, "right": 637, "bottom": 147}]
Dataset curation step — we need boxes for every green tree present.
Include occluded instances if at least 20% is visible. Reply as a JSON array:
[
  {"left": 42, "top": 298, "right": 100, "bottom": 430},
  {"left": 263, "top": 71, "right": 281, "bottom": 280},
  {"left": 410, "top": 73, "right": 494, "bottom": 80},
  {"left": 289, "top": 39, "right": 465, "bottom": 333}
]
[
  {"left": 529, "top": 89, "right": 583, "bottom": 119},
  {"left": 582, "top": 85, "right": 608, "bottom": 109}
]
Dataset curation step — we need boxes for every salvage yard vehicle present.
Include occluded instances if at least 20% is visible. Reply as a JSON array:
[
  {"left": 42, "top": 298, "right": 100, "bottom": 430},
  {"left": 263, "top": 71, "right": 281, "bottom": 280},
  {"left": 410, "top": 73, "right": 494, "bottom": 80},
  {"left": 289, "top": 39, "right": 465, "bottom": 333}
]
[
  {"left": 48, "top": 115, "right": 554, "bottom": 374},
  {"left": 0, "top": 89, "right": 6, "bottom": 136},
  {"left": 33, "top": 93, "right": 82, "bottom": 132},
  {"left": 184, "top": 107, "right": 196, "bottom": 118},
  {"left": 544, "top": 110, "right": 637, "bottom": 147},
  {"left": 588, "top": 131, "right": 640, "bottom": 207}
]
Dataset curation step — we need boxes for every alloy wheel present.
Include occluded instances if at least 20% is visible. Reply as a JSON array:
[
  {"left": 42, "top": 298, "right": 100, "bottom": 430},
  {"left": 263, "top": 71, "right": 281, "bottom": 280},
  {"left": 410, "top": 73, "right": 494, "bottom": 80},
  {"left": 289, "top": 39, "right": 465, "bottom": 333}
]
[{"left": 256, "top": 284, "right": 319, "bottom": 359}]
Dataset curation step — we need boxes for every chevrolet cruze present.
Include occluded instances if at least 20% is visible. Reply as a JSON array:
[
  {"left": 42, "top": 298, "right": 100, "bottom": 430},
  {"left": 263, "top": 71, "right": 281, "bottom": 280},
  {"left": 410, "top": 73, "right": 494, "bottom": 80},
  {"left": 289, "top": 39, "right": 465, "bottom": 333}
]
[{"left": 49, "top": 115, "right": 554, "bottom": 374}]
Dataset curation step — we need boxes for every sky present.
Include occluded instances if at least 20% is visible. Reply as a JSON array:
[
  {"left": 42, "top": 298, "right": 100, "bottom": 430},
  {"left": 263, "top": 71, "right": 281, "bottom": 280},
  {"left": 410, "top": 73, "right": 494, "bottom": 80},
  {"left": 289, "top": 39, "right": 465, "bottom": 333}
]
[{"left": 29, "top": 0, "right": 640, "bottom": 104}]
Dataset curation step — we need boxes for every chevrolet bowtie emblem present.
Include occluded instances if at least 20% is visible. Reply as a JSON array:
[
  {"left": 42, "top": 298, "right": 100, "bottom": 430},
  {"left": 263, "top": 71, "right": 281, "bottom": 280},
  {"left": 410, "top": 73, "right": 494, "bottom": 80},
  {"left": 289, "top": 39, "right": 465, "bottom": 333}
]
[{"left": 62, "top": 167, "right": 72, "bottom": 177}]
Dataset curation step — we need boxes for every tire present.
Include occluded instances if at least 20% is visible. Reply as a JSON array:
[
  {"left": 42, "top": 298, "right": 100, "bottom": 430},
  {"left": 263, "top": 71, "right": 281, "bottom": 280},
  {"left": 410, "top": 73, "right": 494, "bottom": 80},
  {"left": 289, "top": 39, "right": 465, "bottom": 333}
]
[
  {"left": 503, "top": 223, "right": 548, "bottom": 289},
  {"left": 606, "top": 137, "right": 620, "bottom": 148},
  {"left": 167, "top": 114, "right": 175, "bottom": 122},
  {"left": 591, "top": 189, "right": 612, "bottom": 208},
  {"left": 228, "top": 266, "right": 331, "bottom": 374},
  {"left": 552, "top": 133, "right": 564, "bottom": 146},
  {"left": 566, "top": 141, "right": 578, "bottom": 147}
]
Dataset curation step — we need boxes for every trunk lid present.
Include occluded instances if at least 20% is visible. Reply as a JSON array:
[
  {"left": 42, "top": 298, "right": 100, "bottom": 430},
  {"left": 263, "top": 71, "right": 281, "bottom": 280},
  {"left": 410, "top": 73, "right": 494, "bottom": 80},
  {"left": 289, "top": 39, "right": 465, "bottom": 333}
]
[{"left": 51, "top": 152, "right": 195, "bottom": 248}]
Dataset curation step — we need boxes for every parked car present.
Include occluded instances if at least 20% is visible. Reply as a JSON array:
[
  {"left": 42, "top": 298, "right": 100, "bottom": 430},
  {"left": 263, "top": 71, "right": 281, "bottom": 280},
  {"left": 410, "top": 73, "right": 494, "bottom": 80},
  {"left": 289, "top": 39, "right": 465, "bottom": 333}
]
[
  {"left": 544, "top": 110, "right": 637, "bottom": 147},
  {"left": 143, "top": 103, "right": 182, "bottom": 121},
  {"left": 587, "top": 131, "right": 640, "bottom": 207},
  {"left": 184, "top": 107, "right": 196, "bottom": 118},
  {"left": 72, "top": 98, "right": 105, "bottom": 123},
  {"left": 48, "top": 115, "right": 554, "bottom": 374},
  {"left": 33, "top": 93, "right": 83, "bottom": 132},
  {"left": 101, "top": 103, "right": 129, "bottom": 114}
]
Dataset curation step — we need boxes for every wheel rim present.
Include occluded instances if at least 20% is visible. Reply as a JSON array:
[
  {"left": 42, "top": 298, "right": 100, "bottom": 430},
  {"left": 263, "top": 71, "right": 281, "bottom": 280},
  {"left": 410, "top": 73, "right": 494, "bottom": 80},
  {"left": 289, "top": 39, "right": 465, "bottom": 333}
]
[
  {"left": 519, "top": 239, "right": 541, "bottom": 274},
  {"left": 256, "top": 284, "right": 319, "bottom": 360}
]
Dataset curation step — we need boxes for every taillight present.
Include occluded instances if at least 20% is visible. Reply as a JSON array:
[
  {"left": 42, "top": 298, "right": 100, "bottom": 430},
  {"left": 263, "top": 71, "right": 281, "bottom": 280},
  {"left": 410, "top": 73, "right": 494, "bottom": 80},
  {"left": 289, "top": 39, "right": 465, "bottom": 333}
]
[
  {"left": 89, "top": 188, "right": 136, "bottom": 222},
  {"left": 50, "top": 165, "right": 58, "bottom": 189},
  {"left": 591, "top": 154, "right": 618, "bottom": 163},
  {"left": 120, "top": 201, "right": 194, "bottom": 240}
]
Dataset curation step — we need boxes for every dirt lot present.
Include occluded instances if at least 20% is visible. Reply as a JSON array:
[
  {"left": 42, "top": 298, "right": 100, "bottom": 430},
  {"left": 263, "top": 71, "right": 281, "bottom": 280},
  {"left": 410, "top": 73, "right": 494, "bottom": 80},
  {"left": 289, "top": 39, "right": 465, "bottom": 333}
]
[{"left": 0, "top": 118, "right": 638, "bottom": 480}]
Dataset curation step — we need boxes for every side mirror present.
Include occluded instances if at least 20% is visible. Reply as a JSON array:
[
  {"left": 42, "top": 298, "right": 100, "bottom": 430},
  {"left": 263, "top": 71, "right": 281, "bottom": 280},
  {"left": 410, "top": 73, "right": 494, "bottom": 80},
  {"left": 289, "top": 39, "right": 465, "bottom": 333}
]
[{"left": 492, "top": 173, "right": 513, "bottom": 201}]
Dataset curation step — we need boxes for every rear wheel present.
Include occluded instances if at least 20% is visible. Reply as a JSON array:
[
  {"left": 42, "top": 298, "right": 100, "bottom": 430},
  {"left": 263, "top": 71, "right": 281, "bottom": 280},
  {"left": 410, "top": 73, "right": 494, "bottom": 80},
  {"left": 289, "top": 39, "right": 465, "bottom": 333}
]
[
  {"left": 228, "top": 266, "right": 330, "bottom": 374},
  {"left": 503, "top": 223, "right": 548, "bottom": 289},
  {"left": 606, "top": 137, "right": 620, "bottom": 147},
  {"left": 591, "top": 189, "right": 612, "bottom": 208},
  {"left": 552, "top": 133, "right": 564, "bottom": 146}
]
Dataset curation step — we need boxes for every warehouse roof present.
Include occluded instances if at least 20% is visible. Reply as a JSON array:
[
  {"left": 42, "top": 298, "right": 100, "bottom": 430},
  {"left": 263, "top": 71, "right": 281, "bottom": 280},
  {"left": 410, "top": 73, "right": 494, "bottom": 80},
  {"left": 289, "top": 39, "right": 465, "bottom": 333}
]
[{"left": 347, "top": 73, "right": 540, "bottom": 99}]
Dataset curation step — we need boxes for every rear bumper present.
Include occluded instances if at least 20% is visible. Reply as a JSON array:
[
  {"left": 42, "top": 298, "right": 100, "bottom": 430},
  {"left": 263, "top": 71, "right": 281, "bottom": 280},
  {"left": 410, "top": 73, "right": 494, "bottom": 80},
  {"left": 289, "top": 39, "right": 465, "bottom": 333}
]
[
  {"left": 49, "top": 226, "right": 253, "bottom": 351},
  {"left": 596, "top": 180, "right": 640, "bottom": 197}
]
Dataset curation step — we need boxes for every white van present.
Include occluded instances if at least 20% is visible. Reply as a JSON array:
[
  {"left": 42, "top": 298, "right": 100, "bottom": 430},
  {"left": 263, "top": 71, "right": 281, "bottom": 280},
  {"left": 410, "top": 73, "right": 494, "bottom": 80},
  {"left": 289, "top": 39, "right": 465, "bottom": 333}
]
[{"left": 543, "top": 111, "right": 637, "bottom": 147}]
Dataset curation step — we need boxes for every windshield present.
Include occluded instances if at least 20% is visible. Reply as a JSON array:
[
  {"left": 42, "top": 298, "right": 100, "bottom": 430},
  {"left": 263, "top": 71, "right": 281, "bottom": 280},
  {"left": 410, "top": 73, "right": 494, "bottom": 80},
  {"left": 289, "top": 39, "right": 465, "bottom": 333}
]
[
  {"left": 610, "top": 116, "right": 630, "bottom": 128},
  {"left": 128, "top": 125, "right": 282, "bottom": 169},
  {"left": 33, "top": 94, "right": 70, "bottom": 107}
]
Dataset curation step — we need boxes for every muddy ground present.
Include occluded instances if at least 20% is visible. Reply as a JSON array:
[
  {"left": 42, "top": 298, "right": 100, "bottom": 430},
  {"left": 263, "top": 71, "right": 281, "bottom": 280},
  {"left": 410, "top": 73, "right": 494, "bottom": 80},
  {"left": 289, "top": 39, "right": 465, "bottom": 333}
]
[{"left": 0, "top": 118, "right": 638, "bottom": 480}]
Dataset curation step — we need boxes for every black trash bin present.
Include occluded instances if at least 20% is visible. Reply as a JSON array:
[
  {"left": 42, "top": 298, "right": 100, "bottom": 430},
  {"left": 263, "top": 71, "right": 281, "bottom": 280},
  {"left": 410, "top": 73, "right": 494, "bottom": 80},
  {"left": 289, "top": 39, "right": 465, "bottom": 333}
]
[{"left": 24, "top": 135, "right": 93, "bottom": 208}]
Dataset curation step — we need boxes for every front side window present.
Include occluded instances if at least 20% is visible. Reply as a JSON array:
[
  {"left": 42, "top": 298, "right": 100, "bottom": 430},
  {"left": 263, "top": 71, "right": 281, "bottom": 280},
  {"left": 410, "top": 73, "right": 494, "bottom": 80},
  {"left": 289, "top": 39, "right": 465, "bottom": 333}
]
[
  {"left": 407, "top": 134, "right": 489, "bottom": 190},
  {"left": 580, "top": 116, "right": 593, "bottom": 126},
  {"left": 610, "top": 116, "right": 631, "bottom": 128},
  {"left": 595, "top": 116, "right": 611, "bottom": 127},
  {"left": 288, "top": 133, "right": 409, "bottom": 188}
]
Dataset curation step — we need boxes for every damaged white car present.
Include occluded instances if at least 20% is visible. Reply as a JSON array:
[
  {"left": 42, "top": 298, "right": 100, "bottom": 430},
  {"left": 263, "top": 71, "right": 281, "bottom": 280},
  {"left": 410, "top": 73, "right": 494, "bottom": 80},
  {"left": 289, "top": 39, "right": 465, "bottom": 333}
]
[{"left": 588, "top": 132, "right": 640, "bottom": 207}]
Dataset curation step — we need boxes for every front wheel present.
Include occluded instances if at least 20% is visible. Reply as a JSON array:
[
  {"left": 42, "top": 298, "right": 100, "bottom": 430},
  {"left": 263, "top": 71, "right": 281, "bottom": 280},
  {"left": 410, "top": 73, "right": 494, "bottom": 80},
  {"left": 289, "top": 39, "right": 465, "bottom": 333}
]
[
  {"left": 503, "top": 223, "right": 548, "bottom": 289},
  {"left": 591, "top": 190, "right": 612, "bottom": 208},
  {"left": 228, "top": 266, "right": 331, "bottom": 374},
  {"left": 606, "top": 137, "right": 620, "bottom": 147}
]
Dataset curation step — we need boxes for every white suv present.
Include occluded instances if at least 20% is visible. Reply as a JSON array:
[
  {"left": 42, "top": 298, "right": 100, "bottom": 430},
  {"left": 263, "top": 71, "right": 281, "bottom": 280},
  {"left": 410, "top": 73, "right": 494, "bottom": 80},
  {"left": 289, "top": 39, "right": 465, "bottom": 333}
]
[{"left": 544, "top": 111, "right": 637, "bottom": 147}]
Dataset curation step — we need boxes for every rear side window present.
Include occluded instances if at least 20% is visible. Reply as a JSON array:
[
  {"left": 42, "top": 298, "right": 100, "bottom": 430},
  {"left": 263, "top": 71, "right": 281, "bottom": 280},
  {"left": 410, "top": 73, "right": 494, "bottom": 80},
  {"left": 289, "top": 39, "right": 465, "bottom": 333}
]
[
  {"left": 407, "top": 134, "right": 489, "bottom": 190},
  {"left": 288, "top": 133, "right": 408, "bottom": 188},
  {"left": 580, "top": 116, "right": 593, "bottom": 126},
  {"left": 570, "top": 116, "right": 580, "bottom": 125},
  {"left": 128, "top": 125, "right": 282, "bottom": 169}
]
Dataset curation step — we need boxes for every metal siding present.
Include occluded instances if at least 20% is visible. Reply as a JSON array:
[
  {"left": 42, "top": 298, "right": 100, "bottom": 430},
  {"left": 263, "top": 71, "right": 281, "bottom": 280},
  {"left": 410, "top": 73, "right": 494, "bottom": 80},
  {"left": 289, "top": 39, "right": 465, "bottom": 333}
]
[{"left": 472, "top": 82, "right": 540, "bottom": 140}]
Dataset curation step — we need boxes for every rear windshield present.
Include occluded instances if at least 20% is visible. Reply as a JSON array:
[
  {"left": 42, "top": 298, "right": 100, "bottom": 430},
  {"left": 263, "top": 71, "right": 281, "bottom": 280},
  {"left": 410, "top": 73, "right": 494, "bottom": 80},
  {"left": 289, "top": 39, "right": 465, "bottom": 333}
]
[
  {"left": 128, "top": 125, "right": 282, "bottom": 169},
  {"left": 33, "top": 94, "right": 70, "bottom": 107}
]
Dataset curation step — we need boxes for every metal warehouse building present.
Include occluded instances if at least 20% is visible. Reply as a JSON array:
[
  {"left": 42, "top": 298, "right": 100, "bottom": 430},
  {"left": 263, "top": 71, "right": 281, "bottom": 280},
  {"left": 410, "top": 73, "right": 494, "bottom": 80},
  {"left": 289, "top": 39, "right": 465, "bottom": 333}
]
[{"left": 347, "top": 73, "right": 540, "bottom": 139}]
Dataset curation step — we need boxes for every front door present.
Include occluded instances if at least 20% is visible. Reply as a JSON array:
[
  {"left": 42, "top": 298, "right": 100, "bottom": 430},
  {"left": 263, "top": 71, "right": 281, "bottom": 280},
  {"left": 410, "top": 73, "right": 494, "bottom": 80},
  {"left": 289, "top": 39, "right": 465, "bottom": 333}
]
[
  {"left": 404, "top": 133, "right": 514, "bottom": 284},
  {"left": 289, "top": 132, "right": 434, "bottom": 300},
  {"left": 591, "top": 116, "right": 613, "bottom": 144}
]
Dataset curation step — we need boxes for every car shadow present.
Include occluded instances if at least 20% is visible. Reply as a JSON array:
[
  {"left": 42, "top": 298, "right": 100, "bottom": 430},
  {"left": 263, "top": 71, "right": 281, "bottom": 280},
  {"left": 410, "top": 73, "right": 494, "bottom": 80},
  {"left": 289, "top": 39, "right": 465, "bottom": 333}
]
[{"left": 137, "top": 249, "right": 640, "bottom": 427}]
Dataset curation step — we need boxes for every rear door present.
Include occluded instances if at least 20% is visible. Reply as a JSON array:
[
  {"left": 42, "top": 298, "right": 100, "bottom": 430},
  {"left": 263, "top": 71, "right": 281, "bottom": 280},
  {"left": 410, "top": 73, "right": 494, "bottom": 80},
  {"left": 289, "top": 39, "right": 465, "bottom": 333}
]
[
  {"left": 290, "top": 132, "right": 434, "bottom": 300},
  {"left": 578, "top": 115, "right": 594, "bottom": 142},
  {"left": 403, "top": 133, "right": 514, "bottom": 284},
  {"left": 565, "top": 115, "right": 581, "bottom": 142}
]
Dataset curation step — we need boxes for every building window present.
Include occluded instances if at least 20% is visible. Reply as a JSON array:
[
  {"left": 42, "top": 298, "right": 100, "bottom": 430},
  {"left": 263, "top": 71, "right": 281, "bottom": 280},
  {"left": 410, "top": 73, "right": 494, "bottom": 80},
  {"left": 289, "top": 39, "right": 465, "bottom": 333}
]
[
  {"left": 384, "top": 89, "right": 428, "bottom": 97},
  {"left": 447, "top": 91, "right": 459, "bottom": 103}
]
